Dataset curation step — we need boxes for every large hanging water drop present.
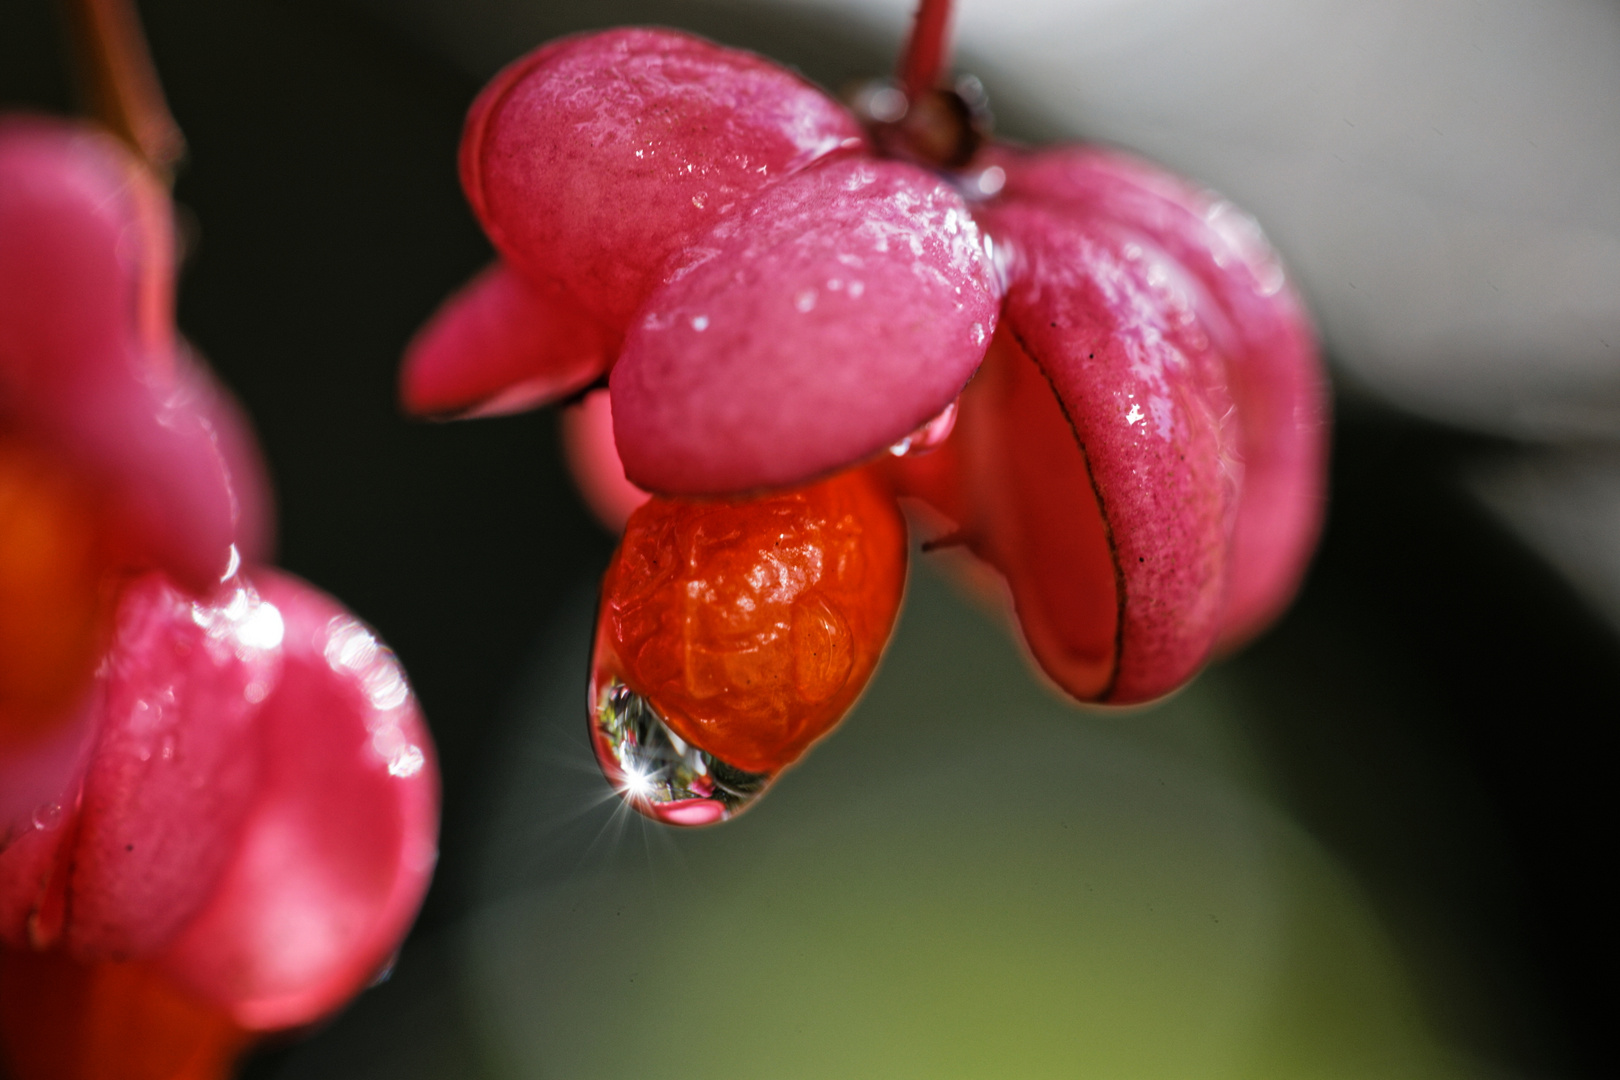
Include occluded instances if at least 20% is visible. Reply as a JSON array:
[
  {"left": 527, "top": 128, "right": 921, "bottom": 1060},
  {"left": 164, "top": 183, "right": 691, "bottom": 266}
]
[{"left": 588, "top": 670, "right": 771, "bottom": 827}]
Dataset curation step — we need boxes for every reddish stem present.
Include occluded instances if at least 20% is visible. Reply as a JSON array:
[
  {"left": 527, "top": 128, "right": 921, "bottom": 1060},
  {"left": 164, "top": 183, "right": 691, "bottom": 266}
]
[
  {"left": 57, "top": 0, "right": 185, "bottom": 181},
  {"left": 897, "top": 0, "right": 955, "bottom": 101}
]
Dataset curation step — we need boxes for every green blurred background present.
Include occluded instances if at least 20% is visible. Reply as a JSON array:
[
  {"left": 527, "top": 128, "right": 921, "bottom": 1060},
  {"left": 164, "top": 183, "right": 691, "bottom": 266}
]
[{"left": 2, "top": 1, "right": 1615, "bottom": 1077}]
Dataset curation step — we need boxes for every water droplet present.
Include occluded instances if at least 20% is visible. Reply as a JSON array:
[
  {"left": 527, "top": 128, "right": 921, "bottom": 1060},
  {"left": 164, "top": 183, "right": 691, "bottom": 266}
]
[
  {"left": 160, "top": 735, "right": 176, "bottom": 761},
  {"left": 235, "top": 601, "right": 283, "bottom": 651},
  {"left": 387, "top": 744, "right": 426, "bottom": 779},
  {"left": 888, "top": 399, "right": 959, "bottom": 457},
  {"left": 220, "top": 543, "right": 242, "bottom": 582},
  {"left": 974, "top": 164, "right": 1006, "bottom": 198},
  {"left": 864, "top": 85, "right": 909, "bottom": 124},
  {"left": 31, "top": 803, "right": 62, "bottom": 831},
  {"left": 368, "top": 950, "right": 400, "bottom": 987},
  {"left": 794, "top": 288, "right": 818, "bottom": 313},
  {"left": 589, "top": 678, "right": 770, "bottom": 826}
]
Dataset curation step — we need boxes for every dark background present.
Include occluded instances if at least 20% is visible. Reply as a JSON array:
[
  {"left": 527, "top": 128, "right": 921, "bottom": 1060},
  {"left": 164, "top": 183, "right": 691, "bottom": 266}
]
[{"left": 2, "top": 1, "right": 1615, "bottom": 1076}]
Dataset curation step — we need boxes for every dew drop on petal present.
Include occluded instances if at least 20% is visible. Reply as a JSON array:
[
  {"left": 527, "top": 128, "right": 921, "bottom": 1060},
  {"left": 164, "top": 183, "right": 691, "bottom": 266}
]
[
  {"left": 587, "top": 664, "right": 771, "bottom": 827},
  {"left": 889, "top": 398, "right": 959, "bottom": 457},
  {"left": 794, "top": 288, "right": 818, "bottom": 313},
  {"left": 387, "top": 744, "right": 426, "bottom": 779},
  {"left": 368, "top": 950, "right": 401, "bottom": 988},
  {"left": 31, "top": 803, "right": 62, "bottom": 831}
]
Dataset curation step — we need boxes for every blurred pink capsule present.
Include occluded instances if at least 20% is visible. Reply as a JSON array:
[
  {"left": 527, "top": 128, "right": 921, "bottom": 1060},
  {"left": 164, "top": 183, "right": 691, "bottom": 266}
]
[
  {"left": 155, "top": 571, "right": 438, "bottom": 1032},
  {"left": 1, "top": 116, "right": 271, "bottom": 834},
  {"left": 0, "top": 117, "right": 271, "bottom": 590},
  {"left": 0, "top": 571, "right": 439, "bottom": 1033}
]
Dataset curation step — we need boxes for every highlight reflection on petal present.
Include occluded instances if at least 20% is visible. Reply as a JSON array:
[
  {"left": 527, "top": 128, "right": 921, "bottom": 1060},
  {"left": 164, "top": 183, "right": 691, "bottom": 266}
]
[{"left": 157, "top": 572, "right": 438, "bottom": 1032}]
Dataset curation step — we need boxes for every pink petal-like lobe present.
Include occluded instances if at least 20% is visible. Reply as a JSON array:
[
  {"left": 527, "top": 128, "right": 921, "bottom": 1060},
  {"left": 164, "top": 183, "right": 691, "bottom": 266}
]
[
  {"left": 463, "top": 28, "right": 866, "bottom": 330},
  {"left": 400, "top": 263, "right": 608, "bottom": 419},
  {"left": 0, "top": 576, "right": 275, "bottom": 959},
  {"left": 612, "top": 157, "right": 999, "bottom": 495},
  {"left": 156, "top": 572, "right": 438, "bottom": 1032},
  {"left": 62, "top": 576, "right": 277, "bottom": 959},
  {"left": 999, "top": 147, "right": 1328, "bottom": 648},
  {"left": 561, "top": 389, "right": 649, "bottom": 533},
  {"left": 978, "top": 198, "right": 1238, "bottom": 703},
  {"left": 0, "top": 117, "right": 268, "bottom": 592},
  {"left": 959, "top": 330, "right": 1121, "bottom": 699}
]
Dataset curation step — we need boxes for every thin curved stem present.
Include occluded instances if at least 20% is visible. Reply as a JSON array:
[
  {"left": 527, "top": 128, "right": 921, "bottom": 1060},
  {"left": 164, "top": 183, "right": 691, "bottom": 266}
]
[
  {"left": 897, "top": 0, "right": 955, "bottom": 101},
  {"left": 57, "top": 0, "right": 184, "bottom": 181}
]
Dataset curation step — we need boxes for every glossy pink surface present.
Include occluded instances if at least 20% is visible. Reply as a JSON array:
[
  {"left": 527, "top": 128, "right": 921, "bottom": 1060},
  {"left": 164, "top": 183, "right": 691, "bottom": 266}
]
[
  {"left": 0, "top": 576, "right": 275, "bottom": 957},
  {"left": 998, "top": 148, "right": 1327, "bottom": 650},
  {"left": 463, "top": 28, "right": 864, "bottom": 329},
  {"left": 59, "top": 576, "right": 275, "bottom": 959},
  {"left": 401, "top": 262, "right": 607, "bottom": 419},
  {"left": 0, "top": 572, "right": 438, "bottom": 1032},
  {"left": 157, "top": 572, "right": 439, "bottom": 1031},
  {"left": 561, "top": 389, "right": 649, "bottom": 532},
  {"left": 612, "top": 156, "right": 998, "bottom": 494},
  {"left": 980, "top": 197, "right": 1235, "bottom": 701},
  {"left": 0, "top": 117, "right": 269, "bottom": 594},
  {"left": 0, "top": 699, "right": 96, "bottom": 855}
]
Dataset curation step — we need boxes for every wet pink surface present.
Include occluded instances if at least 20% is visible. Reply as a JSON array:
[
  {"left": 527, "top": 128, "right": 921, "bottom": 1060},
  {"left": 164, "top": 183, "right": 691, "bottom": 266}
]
[
  {"left": 998, "top": 147, "right": 1328, "bottom": 650},
  {"left": 401, "top": 262, "right": 608, "bottom": 419},
  {"left": 464, "top": 28, "right": 865, "bottom": 329},
  {"left": 0, "top": 577, "right": 275, "bottom": 957},
  {"left": 157, "top": 572, "right": 439, "bottom": 1031},
  {"left": 64, "top": 576, "right": 276, "bottom": 959},
  {"left": 0, "top": 698, "right": 96, "bottom": 854},
  {"left": 0, "top": 117, "right": 268, "bottom": 593},
  {"left": 977, "top": 198, "right": 1238, "bottom": 702},
  {"left": 0, "top": 572, "right": 439, "bottom": 1032},
  {"left": 612, "top": 157, "right": 999, "bottom": 494}
]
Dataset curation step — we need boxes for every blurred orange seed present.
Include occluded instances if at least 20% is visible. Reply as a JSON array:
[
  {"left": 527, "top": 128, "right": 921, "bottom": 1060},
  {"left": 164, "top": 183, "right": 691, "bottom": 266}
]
[{"left": 0, "top": 438, "right": 116, "bottom": 748}]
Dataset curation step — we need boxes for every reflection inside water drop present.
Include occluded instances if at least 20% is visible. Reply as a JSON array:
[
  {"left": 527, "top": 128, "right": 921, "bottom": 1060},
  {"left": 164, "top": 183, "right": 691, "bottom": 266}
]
[
  {"left": 31, "top": 802, "right": 61, "bottom": 831},
  {"left": 889, "top": 398, "right": 959, "bottom": 457},
  {"left": 588, "top": 678, "right": 771, "bottom": 827}
]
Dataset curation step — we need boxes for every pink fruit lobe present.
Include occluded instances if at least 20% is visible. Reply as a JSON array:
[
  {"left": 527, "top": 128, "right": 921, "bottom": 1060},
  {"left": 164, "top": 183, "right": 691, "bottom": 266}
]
[
  {"left": 462, "top": 27, "right": 865, "bottom": 330},
  {"left": 611, "top": 155, "right": 998, "bottom": 495}
]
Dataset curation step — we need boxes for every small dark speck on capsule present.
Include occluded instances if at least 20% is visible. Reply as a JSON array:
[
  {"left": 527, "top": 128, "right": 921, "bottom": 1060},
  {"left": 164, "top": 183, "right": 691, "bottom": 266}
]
[{"left": 125, "top": 844, "right": 134, "bottom": 852}]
